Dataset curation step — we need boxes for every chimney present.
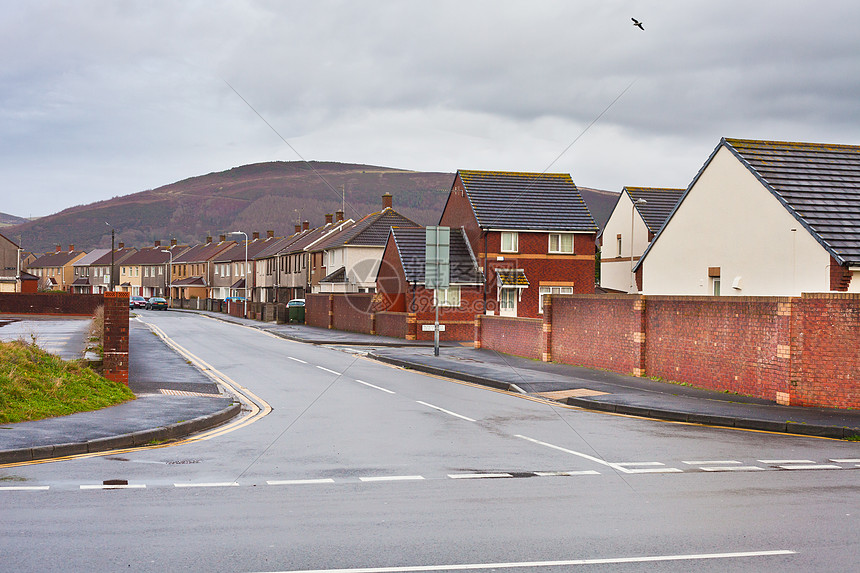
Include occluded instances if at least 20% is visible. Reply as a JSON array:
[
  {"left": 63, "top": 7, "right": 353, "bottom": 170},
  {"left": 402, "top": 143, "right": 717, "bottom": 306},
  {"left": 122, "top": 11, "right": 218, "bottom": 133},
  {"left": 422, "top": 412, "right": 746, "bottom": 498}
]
[
  {"left": 154, "top": 240, "right": 161, "bottom": 247},
  {"left": 219, "top": 234, "right": 226, "bottom": 242},
  {"left": 302, "top": 220, "right": 310, "bottom": 231},
  {"left": 56, "top": 244, "right": 61, "bottom": 252},
  {"left": 206, "top": 236, "right": 213, "bottom": 244},
  {"left": 252, "top": 231, "right": 260, "bottom": 240},
  {"left": 267, "top": 230, "right": 274, "bottom": 238},
  {"left": 336, "top": 209, "right": 344, "bottom": 222},
  {"left": 68, "top": 244, "right": 75, "bottom": 252},
  {"left": 382, "top": 192, "right": 393, "bottom": 210},
  {"left": 171, "top": 238, "right": 177, "bottom": 247},
  {"left": 295, "top": 224, "right": 302, "bottom": 234},
  {"left": 325, "top": 213, "right": 333, "bottom": 225},
  {"left": 118, "top": 242, "right": 124, "bottom": 249}
]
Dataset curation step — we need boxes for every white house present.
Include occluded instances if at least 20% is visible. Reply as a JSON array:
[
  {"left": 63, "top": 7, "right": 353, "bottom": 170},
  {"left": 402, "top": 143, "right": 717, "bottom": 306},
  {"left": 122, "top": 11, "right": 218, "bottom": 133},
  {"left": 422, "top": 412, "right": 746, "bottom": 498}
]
[
  {"left": 599, "top": 187, "right": 683, "bottom": 293},
  {"left": 637, "top": 138, "right": 860, "bottom": 296}
]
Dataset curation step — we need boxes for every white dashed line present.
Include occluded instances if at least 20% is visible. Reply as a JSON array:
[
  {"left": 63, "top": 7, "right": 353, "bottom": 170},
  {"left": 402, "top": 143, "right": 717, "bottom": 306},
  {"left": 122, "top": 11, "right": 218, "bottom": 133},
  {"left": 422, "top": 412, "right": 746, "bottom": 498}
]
[
  {"left": 514, "top": 434, "right": 681, "bottom": 474},
  {"left": 288, "top": 357, "right": 307, "bottom": 364},
  {"left": 614, "top": 462, "right": 665, "bottom": 467},
  {"left": 174, "top": 482, "right": 239, "bottom": 488},
  {"left": 0, "top": 486, "right": 50, "bottom": 491},
  {"left": 830, "top": 458, "right": 860, "bottom": 463},
  {"left": 81, "top": 484, "right": 146, "bottom": 490},
  {"left": 355, "top": 379, "right": 395, "bottom": 394},
  {"left": 778, "top": 464, "right": 842, "bottom": 470},
  {"left": 534, "top": 470, "right": 601, "bottom": 477},
  {"left": 267, "top": 479, "right": 335, "bottom": 486},
  {"left": 683, "top": 460, "right": 742, "bottom": 465},
  {"left": 359, "top": 476, "right": 425, "bottom": 482},
  {"left": 316, "top": 366, "right": 341, "bottom": 375},
  {"left": 758, "top": 459, "right": 815, "bottom": 464},
  {"left": 700, "top": 466, "right": 767, "bottom": 472},
  {"left": 415, "top": 401, "right": 476, "bottom": 422},
  {"left": 623, "top": 467, "right": 684, "bottom": 474},
  {"left": 449, "top": 473, "right": 512, "bottom": 479}
]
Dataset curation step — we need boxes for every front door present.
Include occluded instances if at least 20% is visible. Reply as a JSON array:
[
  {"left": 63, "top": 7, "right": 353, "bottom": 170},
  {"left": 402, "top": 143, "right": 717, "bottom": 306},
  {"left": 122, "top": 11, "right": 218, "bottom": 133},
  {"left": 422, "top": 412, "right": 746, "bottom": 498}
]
[{"left": 500, "top": 288, "right": 517, "bottom": 317}]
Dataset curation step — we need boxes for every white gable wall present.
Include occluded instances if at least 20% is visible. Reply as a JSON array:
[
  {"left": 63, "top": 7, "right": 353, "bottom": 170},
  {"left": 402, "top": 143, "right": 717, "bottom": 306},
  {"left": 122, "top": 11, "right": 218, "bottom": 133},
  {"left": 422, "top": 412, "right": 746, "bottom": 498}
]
[
  {"left": 600, "top": 192, "right": 651, "bottom": 293},
  {"left": 642, "top": 146, "right": 831, "bottom": 296}
]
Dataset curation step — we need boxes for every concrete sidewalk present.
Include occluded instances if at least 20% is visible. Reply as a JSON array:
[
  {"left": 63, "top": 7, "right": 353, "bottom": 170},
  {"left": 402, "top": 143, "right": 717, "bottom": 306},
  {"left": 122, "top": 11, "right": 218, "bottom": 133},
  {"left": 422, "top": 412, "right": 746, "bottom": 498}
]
[
  {"left": 195, "top": 310, "right": 860, "bottom": 440},
  {"left": 0, "top": 319, "right": 239, "bottom": 464}
]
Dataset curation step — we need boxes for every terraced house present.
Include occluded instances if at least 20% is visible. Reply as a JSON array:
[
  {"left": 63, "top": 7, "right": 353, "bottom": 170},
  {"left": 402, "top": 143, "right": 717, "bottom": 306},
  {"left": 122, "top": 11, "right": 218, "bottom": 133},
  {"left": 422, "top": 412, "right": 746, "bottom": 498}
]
[
  {"left": 170, "top": 236, "right": 235, "bottom": 301},
  {"left": 210, "top": 231, "right": 277, "bottom": 301},
  {"left": 438, "top": 170, "right": 599, "bottom": 318},
  {"left": 28, "top": 245, "right": 87, "bottom": 291}
]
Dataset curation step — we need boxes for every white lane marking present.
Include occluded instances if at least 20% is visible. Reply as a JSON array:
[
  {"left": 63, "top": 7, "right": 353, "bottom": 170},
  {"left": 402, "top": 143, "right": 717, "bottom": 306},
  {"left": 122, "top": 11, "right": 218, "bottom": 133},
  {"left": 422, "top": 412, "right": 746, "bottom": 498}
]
[
  {"left": 267, "top": 479, "right": 335, "bottom": 486},
  {"left": 415, "top": 401, "right": 476, "bottom": 422},
  {"left": 700, "top": 466, "right": 767, "bottom": 472},
  {"left": 758, "top": 459, "right": 815, "bottom": 464},
  {"left": 316, "top": 366, "right": 341, "bottom": 375},
  {"left": 359, "top": 476, "right": 425, "bottom": 482},
  {"left": 683, "top": 460, "right": 741, "bottom": 465},
  {"left": 174, "top": 482, "right": 239, "bottom": 488},
  {"left": 614, "top": 462, "right": 664, "bottom": 467},
  {"left": 534, "top": 470, "right": 601, "bottom": 477},
  {"left": 831, "top": 458, "right": 860, "bottom": 463},
  {"left": 0, "top": 486, "right": 50, "bottom": 491},
  {"left": 514, "top": 434, "right": 682, "bottom": 474},
  {"left": 624, "top": 467, "right": 684, "bottom": 474},
  {"left": 288, "top": 357, "right": 308, "bottom": 364},
  {"left": 778, "top": 464, "right": 842, "bottom": 470},
  {"left": 254, "top": 549, "right": 796, "bottom": 572},
  {"left": 81, "top": 484, "right": 146, "bottom": 490},
  {"left": 355, "top": 379, "right": 395, "bottom": 394},
  {"left": 448, "top": 473, "right": 512, "bottom": 479}
]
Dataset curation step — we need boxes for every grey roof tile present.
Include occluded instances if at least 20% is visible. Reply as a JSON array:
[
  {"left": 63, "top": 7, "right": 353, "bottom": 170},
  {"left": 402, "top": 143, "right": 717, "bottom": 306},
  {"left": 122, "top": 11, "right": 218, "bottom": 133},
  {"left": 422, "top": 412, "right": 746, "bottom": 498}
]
[
  {"left": 626, "top": 187, "right": 685, "bottom": 234},
  {"left": 389, "top": 227, "right": 483, "bottom": 285}
]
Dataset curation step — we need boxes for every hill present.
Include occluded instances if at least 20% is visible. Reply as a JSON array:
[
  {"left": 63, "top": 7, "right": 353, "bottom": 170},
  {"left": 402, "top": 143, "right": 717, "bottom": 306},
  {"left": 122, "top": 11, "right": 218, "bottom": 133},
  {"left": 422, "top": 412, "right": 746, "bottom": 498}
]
[
  {"left": 8, "top": 161, "right": 618, "bottom": 254},
  {"left": 0, "top": 212, "right": 29, "bottom": 229}
]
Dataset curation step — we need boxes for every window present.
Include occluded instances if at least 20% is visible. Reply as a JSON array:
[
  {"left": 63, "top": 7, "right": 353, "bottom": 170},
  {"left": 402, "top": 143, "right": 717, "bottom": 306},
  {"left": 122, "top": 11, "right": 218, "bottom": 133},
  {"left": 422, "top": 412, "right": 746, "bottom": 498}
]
[
  {"left": 433, "top": 286, "right": 461, "bottom": 307},
  {"left": 501, "top": 232, "right": 518, "bottom": 253},
  {"left": 500, "top": 288, "right": 517, "bottom": 314},
  {"left": 712, "top": 278, "right": 721, "bottom": 296},
  {"left": 539, "top": 285, "right": 574, "bottom": 314},
  {"left": 616, "top": 234, "right": 622, "bottom": 257},
  {"left": 549, "top": 234, "right": 574, "bottom": 254}
]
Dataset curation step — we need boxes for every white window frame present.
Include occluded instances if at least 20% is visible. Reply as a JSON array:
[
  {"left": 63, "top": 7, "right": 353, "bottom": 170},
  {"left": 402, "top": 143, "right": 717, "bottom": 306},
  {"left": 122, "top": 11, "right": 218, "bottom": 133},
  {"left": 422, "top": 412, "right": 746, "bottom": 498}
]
[
  {"left": 548, "top": 233, "right": 574, "bottom": 254},
  {"left": 501, "top": 232, "right": 518, "bottom": 253},
  {"left": 433, "top": 286, "right": 461, "bottom": 307},
  {"left": 538, "top": 285, "right": 574, "bottom": 314}
]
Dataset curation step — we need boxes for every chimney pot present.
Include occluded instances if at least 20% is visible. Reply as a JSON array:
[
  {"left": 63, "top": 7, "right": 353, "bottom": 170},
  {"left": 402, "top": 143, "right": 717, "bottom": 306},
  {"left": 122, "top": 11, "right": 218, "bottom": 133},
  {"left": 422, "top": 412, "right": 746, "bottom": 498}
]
[
  {"left": 267, "top": 230, "right": 274, "bottom": 238},
  {"left": 118, "top": 242, "right": 124, "bottom": 249},
  {"left": 154, "top": 240, "right": 161, "bottom": 247},
  {"left": 302, "top": 220, "right": 310, "bottom": 231},
  {"left": 206, "top": 236, "right": 213, "bottom": 244},
  {"left": 171, "top": 238, "right": 177, "bottom": 246},
  {"left": 325, "top": 213, "right": 333, "bottom": 225},
  {"left": 252, "top": 231, "right": 260, "bottom": 240},
  {"left": 56, "top": 244, "right": 61, "bottom": 252},
  {"left": 295, "top": 224, "right": 302, "bottom": 234},
  {"left": 382, "top": 192, "right": 393, "bottom": 210},
  {"left": 68, "top": 244, "right": 75, "bottom": 252},
  {"left": 219, "top": 234, "right": 226, "bottom": 242},
  {"left": 336, "top": 210, "right": 344, "bottom": 222}
]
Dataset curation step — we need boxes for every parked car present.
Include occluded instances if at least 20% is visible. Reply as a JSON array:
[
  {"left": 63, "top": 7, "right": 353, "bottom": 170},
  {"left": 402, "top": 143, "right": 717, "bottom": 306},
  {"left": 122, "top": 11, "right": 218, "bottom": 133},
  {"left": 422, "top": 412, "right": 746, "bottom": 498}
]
[
  {"left": 129, "top": 295, "right": 147, "bottom": 309},
  {"left": 225, "top": 296, "right": 246, "bottom": 302},
  {"left": 146, "top": 297, "right": 169, "bottom": 310}
]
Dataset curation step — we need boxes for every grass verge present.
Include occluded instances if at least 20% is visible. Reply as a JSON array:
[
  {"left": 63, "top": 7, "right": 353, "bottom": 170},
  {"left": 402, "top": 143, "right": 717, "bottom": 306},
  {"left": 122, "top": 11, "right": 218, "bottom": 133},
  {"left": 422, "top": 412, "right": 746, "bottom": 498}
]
[{"left": 0, "top": 339, "right": 135, "bottom": 424}]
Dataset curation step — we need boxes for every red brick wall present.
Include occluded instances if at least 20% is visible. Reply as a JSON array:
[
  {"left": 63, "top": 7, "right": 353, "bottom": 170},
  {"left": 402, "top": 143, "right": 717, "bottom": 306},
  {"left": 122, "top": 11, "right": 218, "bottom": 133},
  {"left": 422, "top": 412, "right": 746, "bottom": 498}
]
[
  {"left": 376, "top": 311, "right": 410, "bottom": 339},
  {"left": 551, "top": 295, "right": 645, "bottom": 375},
  {"left": 331, "top": 293, "right": 375, "bottom": 334},
  {"left": 477, "top": 315, "right": 543, "bottom": 360},
  {"left": 645, "top": 296, "right": 792, "bottom": 398},
  {"left": 0, "top": 293, "right": 103, "bottom": 316},
  {"left": 792, "top": 293, "right": 860, "bottom": 408},
  {"left": 305, "top": 293, "right": 331, "bottom": 328},
  {"left": 103, "top": 291, "right": 129, "bottom": 385}
]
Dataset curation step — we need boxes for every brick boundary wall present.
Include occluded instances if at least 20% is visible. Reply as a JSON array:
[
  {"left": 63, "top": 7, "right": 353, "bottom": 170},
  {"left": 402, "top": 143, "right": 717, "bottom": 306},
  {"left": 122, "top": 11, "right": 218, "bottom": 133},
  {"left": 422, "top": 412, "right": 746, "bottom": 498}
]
[
  {"left": 376, "top": 311, "right": 410, "bottom": 339},
  {"left": 305, "top": 294, "right": 332, "bottom": 328},
  {"left": 0, "top": 293, "right": 103, "bottom": 316},
  {"left": 476, "top": 315, "right": 543, "bottom": 360},
  {"left": 332, "top": 294, "right": 375, "bottom": 335},
  {"left": 475, "top": 293, "right": 860, "bottom": 409},
  {"left": 102, "top": 291, "right": 130, "bottom": 385}
]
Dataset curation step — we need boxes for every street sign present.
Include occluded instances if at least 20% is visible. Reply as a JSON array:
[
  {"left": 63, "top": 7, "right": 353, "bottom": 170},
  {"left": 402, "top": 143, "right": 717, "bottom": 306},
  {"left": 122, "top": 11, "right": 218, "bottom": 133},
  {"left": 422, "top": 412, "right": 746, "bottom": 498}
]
[
  {"left": 422, "top": 324, "right": 446, "bottom": 332},
  {"left": 425, "top": 226, "right": 450, "bottom": 289}
]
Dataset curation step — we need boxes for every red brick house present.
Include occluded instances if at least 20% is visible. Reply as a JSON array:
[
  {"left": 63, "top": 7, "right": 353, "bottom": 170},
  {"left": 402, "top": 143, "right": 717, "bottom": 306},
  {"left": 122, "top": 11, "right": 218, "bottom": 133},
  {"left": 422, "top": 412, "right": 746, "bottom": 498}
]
[{"left": 438, "top": 170, "right": 598, "bottom": 318}]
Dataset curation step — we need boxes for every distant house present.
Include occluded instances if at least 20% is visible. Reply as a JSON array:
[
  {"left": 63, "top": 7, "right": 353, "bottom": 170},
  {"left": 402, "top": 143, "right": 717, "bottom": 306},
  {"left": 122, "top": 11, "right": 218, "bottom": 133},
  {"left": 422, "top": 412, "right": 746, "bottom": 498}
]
[
  {"left": 70, "top": 249, "right": 110, "bottom": 294},
  {"left": 0, "top": 232, "right": 23, "bottom": 293},
  {"left": 310, "top": 194, "right": 418, "bottom": 294},
  {"left": 210, "top": 231, "right": 278, "bottom": 301},
  {"left": 637, "top": 138, "right": 860, "bottom": 295},
  {"left": 119, "top": 241, "right": 187, "bottom": 298},
  {"left": 599, "top": 187, "right": 684, "bottom": 293},
  {"left": 89, "top": 245, "right": 137, "bottom": 294},
  {"left": 28, "top": 245, "right": 87, "bottom": 292},
  {"left": 170, "top": 236, "right": 235, "bottom": 301},
  {"left": 376, "top": 227, "right": 484, "bottom": 316},
  {"left": 438, "top": 170, "right": 599, "bottom": 318}
]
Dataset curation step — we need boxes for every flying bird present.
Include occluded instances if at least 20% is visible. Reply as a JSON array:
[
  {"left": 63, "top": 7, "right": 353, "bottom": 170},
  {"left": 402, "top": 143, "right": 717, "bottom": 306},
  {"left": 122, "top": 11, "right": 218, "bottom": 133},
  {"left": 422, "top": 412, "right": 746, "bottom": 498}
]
[{"left": 632, "top": 18, "right": 644, "bottom": 30}]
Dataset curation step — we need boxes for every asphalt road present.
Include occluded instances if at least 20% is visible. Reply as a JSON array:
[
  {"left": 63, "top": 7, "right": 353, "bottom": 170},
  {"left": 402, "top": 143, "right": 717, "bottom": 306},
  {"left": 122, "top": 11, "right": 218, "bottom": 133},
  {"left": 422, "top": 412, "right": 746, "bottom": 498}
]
[{"left": 1, "top": 311, "right": 858, "bottom": 572}]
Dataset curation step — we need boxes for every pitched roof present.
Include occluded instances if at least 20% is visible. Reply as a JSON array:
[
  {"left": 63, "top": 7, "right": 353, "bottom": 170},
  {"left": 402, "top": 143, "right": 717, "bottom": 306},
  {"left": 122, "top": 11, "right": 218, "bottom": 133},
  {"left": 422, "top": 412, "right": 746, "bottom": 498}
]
[
  {"left": 455, "top": 170, "right": 598, "bottom": 232},
  {"left": 30, "top": 250, "right": 85, "bottom": 268},
  {"left": 320, "top": 266, "right": 347, "bottom": 283},
  {"left": 91, "top": 247, "right": 137, "bottom": 265},
  {"left": 626, "top": 187, "right": 685, "bottom": 234},
  {"left": 73, "top": 249, "right": 110, "bottom": 267},
  {"left": 173, "top": 240, "right": 235, "bottom": 263},
  {"left": 723, "top": 138, "right": 860, "bottom": 265},
  {"left": 495, "top": 269, "right": 529, "bottom": 287},
  {"left": 386, "top": 227, "right": 483, "bottom": 285},
  {"left": 121, "top": 246, "right": 179, "bottom": 265},
  {"left": 313, "top": 209, "right": 419, "bottom": 251},
  {"left": 213, "top": 237, "right": 278, "bottom": 263}
]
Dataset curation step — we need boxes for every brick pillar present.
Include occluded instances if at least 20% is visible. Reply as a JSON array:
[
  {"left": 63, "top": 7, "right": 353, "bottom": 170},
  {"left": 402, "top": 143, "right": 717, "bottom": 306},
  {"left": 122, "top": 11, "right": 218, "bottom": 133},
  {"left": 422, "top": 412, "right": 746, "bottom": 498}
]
[
  {"left": 327, "top": 294, "right": 334, "bottom": 329},
  {"left": 474, "top": 314, "right": 482, "bottom": 349},
  {"left": 541, "top": 294, "right": 553, "bottom": 362},
  {"left": 632, "top": 295, "right": 646, "bottom": 377},
  {"left": 103, "top": 291, "right": 130, "bottom": 385},
  {"left": 370, "top": 312, "right": 377, "bottom": 336},
  {"left": 406, "top": 312, "right": 417, "bottom": 340}
]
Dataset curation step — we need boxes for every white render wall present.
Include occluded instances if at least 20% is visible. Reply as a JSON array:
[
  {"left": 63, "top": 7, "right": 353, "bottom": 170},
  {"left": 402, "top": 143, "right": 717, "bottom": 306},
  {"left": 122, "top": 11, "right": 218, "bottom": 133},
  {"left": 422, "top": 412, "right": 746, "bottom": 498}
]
[
  {"left": 642, "top": 146, "right": 832, "bottom": 296},
  {"left": 600, "top": 192, "right": 651, "bottom": 293}
]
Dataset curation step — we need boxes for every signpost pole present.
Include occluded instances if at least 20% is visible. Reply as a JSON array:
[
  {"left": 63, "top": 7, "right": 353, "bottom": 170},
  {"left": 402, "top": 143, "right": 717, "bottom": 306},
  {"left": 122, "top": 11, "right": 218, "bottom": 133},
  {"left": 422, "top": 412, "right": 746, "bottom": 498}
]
[{"left": 426, "top": 226, "right": 450, "bottom": 358}]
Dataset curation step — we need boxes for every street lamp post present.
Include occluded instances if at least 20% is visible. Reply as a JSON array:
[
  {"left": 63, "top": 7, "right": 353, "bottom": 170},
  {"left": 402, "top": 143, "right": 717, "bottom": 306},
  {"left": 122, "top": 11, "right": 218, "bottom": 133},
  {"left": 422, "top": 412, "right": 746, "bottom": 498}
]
[
  {"left": 630, "top": 198, "right": 647, "bottom": 294},
  {"left": 228, "top": 231, "right": 248, "bottom": 318},
  {"left": 160, "top": 249, "right": 173, "bottom": 305}
]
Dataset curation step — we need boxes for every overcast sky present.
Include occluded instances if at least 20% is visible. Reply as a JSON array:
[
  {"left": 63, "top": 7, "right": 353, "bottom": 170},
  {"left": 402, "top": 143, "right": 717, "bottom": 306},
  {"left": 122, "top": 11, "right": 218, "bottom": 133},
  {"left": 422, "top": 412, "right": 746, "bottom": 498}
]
[{"left": 3, "top": 0, "right": 860, "bottom": 218}]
